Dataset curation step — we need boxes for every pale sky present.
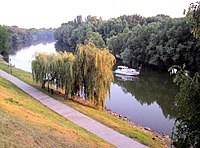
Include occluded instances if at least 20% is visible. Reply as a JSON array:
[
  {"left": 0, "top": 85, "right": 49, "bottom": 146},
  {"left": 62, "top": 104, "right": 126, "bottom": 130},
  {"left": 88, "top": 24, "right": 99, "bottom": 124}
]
[{"left": 0, "top": 0, "right": 193, "bottom": 29}]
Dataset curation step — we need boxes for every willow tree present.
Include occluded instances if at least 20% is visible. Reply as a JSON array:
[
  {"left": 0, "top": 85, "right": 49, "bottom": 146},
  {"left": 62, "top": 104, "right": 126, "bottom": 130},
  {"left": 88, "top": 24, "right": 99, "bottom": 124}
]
[
  {"left": 32, "top": 52, "right": 75, "bottom": 92},
  {"left": 75, "top": 43, "right": 116, "bottom": 109},
  {"left": 32, "top": 43, "right": 115, "bottom": 110},
  {"left": 32, "top": 53, "right": 56, "bottom": 90},
  {"left": 62, "top": 52, "right": 76, "bottom": 98}
]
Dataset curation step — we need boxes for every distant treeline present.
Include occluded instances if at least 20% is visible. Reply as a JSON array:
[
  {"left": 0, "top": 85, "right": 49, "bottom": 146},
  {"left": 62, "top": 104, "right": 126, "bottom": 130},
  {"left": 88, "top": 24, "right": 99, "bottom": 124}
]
[
  {"left": 6, "top": 26, "right": 55, "bottom": 50},
  {"left": 0, "top": 25, "right": 55, "bottom": 56},
  {"left": 54, "top": 14, "right": 200, "bottom": 72}
]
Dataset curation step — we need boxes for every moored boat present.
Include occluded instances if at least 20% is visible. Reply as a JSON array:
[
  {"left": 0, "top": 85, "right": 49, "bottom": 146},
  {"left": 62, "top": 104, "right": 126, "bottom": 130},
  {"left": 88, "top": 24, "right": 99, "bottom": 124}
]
[{"left": 114, "top": 66, "right": 140, "bottom": 76}]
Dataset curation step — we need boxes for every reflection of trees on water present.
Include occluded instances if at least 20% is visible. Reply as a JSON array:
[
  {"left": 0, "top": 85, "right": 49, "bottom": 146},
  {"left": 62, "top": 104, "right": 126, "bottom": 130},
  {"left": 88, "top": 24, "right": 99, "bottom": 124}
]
[
  {"left": 113, "top": 70, "right": 182, "bottom": 119},
  {"left": 8, "top": 40, "right": 55, "bottom": 55},
  {"left": 55, "top": 42, "right": 75, "bottom": 53}
]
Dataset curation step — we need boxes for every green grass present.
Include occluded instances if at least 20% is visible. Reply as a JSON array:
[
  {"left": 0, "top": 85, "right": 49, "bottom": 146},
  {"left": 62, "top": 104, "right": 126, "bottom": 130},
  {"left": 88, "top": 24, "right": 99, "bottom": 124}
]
[
  {"left": 0, "top": 61, "right": 32, "bottom": 84},
  {"left": 0, "top": 61, "right": 168, "bottom": 147},
  {"left": 0, "top": 75, "right": 113, "bottom": 147}
]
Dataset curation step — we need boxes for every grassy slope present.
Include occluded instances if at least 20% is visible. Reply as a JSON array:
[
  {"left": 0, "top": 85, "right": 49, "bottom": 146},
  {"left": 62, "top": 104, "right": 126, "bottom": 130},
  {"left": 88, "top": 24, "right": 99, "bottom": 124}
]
[
  {"left": 0, "top": 77, "right": 113, "bottom": 147},
  {"left": 0, "top": 62, "right": 166, "bottom": 147}
]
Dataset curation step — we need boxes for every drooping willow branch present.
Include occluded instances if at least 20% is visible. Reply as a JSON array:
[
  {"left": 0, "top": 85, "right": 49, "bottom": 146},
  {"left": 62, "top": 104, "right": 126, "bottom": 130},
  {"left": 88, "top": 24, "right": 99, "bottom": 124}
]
[{"left": 32, "top": 43, "right": 116, "bottom": 109}]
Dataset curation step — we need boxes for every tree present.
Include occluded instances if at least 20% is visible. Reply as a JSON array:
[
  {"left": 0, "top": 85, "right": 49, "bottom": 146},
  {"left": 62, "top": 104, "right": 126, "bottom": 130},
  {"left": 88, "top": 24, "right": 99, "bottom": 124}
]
[
  {"left": 0, "top": 25, "right": 8, "bottom": 54},
  {"left": 107, "top": 28, "right": 132, "bottom": 57},
  {"left": 187, "top": 1, "right": 200, "bottom": 38},
  {"left": 5, "top": 26, "right": 55, "bottom": 51},
  {"left": 171, "top": 2, "right": 200, "bottom": 147},
  {"left": 32, "top": 43, "right": 115, "bottom": 110},
  {"left": 55, "top": 14, "right": 199, "bottom": 71},
  {"left": 75, "top": 43, "right": 115, "bottom": 109},
  {"left": 121, "top": 23, "right": 160, "bottom": 68},
  {"left": 170, "top": 66, "right": 200, "bottom": 147}
]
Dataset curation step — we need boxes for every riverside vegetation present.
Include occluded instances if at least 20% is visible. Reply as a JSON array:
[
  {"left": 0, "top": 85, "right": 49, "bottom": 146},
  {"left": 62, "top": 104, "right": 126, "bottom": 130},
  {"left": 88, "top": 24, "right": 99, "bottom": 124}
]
[
  {"left": 32, "top": 43, "right": 115, "bottom": 110},
  {"left": 171, "top": 2, "right": 200, "bottom": 147},
  {"left": 0, "top": 25, "right": 54, "bottom": 57},
  {"left": 54, "top": 2, "right": 199, "bottom": 147},
  {"left": 0, "top": 61, "right": 167, "bottom": 147},
  {"left": 54, "top": 14, "right": 200, "bottom": 72}
]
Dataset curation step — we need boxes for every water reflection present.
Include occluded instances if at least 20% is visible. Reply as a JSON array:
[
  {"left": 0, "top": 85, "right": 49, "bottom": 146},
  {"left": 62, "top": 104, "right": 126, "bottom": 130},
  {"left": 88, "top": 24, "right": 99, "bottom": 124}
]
[
  {"left": 55, "top": 42, "right": 75, "bottom": 53},
  {"left": 106, "top": 70, "right": 181, "bottom": 135},
  {"left": 115, "top": 74, "right": 139, "bottom": 81},
  {"left": 8, "top": 41, "right": 54, "bottom": 55},
  {"left": 119, "top": 71, "right": 179, "bottom": 118},
  {"left": 9, "top": 43, "right": 56, "bottom": 72}
]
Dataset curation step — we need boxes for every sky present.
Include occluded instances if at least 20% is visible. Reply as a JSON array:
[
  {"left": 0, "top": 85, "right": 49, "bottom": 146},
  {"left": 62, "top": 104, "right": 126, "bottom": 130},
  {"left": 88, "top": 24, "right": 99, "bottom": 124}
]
[{"left": 0, "top": 0, "right": 193, "bottom": 29}]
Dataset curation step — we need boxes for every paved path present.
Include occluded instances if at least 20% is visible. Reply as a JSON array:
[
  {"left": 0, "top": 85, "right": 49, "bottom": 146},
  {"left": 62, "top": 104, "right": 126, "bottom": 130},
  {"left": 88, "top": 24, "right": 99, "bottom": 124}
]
[{"left": 0, "top": 69, "right": 147, "bottom": 148}]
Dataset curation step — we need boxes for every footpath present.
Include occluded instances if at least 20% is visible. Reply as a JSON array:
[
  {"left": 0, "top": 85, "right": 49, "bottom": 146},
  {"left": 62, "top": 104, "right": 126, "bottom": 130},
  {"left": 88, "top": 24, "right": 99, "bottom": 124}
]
[{"left": 0, "top": 69, "right": 147, "bottom": 148}]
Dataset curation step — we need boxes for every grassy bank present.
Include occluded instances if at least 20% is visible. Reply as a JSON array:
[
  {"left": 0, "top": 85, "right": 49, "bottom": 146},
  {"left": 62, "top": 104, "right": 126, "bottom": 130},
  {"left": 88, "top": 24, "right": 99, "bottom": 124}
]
[
  {"left": 0, "top": 61, "right": 168, "bottom": 147},
  {"left": 0, "top": 71, "right": 112, "bottom": 147}
]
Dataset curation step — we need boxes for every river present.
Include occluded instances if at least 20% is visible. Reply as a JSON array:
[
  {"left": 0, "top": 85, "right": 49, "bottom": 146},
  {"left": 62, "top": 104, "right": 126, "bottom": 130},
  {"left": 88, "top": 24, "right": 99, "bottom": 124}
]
[{"left": 9, "top": 42, "right": 180, "bottom": 135}]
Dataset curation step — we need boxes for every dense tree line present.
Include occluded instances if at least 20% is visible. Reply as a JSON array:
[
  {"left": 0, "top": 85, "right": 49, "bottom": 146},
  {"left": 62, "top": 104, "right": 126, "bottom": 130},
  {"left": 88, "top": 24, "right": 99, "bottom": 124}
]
[
  {"left": 5, "top": 26, "right": 55, "bottom": 51},
  {"left": 0, "top": 25, "right": 55, "bottom": 60},
  {"left": 55, "top": 14, "right": 199, "bottom": 72}
]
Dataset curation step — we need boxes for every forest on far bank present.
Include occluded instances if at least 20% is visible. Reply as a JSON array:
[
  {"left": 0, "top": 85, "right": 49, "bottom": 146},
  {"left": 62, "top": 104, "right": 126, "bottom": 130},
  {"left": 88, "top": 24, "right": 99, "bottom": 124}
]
[
  {"left": 1, "top": 13, "right": 199, "bottom": 73},
  {"left": 0, "top": 25, "right": 55, "bottom": 56},
  {"left": 54, "top": 14, "right": 200, "bottom": 72}
]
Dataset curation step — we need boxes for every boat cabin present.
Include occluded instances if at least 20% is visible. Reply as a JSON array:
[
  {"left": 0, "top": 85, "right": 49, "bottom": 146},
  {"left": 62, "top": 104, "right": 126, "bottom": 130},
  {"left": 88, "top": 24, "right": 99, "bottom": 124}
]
[{"left": 117, "top": 66, "right": 128, "bottom": 69}]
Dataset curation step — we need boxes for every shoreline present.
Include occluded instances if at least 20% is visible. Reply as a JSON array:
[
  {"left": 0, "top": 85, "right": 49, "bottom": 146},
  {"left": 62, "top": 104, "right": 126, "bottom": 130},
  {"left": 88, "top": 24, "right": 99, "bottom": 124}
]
[
  {"left": 105, "top": 107, "right": 171, "bottom": 147},
  {"left": 67, "top": 96, "right": 171, "bottom": 147}
]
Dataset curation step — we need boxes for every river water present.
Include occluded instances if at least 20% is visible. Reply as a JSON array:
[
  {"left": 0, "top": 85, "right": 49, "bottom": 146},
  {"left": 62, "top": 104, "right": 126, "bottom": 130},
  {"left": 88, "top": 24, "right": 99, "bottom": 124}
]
[{"left": 9, "top": 42, "right": 179, "bottom": 135}]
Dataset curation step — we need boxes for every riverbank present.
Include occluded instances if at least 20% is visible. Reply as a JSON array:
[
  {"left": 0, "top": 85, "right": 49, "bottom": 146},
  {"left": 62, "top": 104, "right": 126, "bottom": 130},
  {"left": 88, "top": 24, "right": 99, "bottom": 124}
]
[
  {"left": 66, "top": 95, "right": 171, "bottom": 147},
  {"left": 63, "top": 94, "right": 171, "bottom": 146},
  {"left": 0, "top": 74, "right": 112, "bottom": 147},
  {"left": 105, "top": 108, "right": 171, "bottom": 147},
  {"left": 0, "top": 61, "right": 170, "bottom": 147}
]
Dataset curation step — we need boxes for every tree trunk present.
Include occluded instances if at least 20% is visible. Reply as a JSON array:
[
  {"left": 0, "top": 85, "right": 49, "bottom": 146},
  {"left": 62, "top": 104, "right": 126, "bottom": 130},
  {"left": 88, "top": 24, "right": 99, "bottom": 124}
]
[
  {"left": 41, "top": 80, "right": 46, "bottom": 89},
  {"left": 47, "top": 78, "right": 50, "bottom": 92}
]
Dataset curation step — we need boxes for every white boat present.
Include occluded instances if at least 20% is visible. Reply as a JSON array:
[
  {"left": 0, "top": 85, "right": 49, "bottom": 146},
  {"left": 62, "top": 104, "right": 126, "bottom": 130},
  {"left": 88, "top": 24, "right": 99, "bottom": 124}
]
[{"left": 114, "top": 66, "right": 140, "bottom": 76}]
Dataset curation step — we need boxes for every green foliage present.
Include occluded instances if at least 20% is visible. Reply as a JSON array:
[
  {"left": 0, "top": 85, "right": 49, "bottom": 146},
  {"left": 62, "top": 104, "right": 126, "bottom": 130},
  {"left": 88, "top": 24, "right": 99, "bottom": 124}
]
[
  {"left": 121, "top": 23, "right": 160, "bottom": 67},
  {"left": 171, "top": 2, "right": 200, "bottom": 147},
  {"left": 5, "top": 26, "right": 55, "bottom": 51},
  {"left": 121, "top": 18, "right": 199, "bottom": 71},
  {"left": 0, "top": 25, "right": 8, "bottom": 54},
  {"left": 187, "top": 1, "right": 200, "bottom": 38},
  {"left": 32, "top": 43, "right": 115, "bottom": 109},
  {"left": 54, "top": 18, "right": 106, "bottom": 51},
  {"left": 170, "top": 67, "right": 200, "bottom": 147},
  {"left": 55, "top": 15, "right": 199, "bottom": 72},
  {"left": 107, "top": 28, "right": 132, "bottom": 57}
]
